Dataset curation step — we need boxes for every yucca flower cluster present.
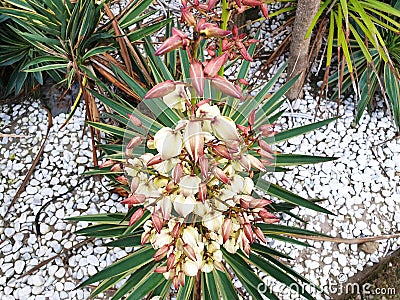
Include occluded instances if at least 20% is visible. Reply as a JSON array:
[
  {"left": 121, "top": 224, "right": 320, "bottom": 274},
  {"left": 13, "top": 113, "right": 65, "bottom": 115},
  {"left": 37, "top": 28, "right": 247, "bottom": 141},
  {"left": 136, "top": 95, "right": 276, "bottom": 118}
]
[{"left": 116, "top": 79, "right": 279, "bottom": 289}]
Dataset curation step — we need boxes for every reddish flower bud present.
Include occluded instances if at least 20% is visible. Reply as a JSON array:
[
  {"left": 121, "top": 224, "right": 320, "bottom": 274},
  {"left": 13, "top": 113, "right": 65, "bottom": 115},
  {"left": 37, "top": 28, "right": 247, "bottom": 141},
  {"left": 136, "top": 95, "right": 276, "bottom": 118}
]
[
  {"left": 127, "top": 136, "right": 143, "bottom": 149},
  {"left": 232, "top": 25, "right": 239, "bottom": 39},
  {"left": 130, "top": 176, "right": 140, "bottom": 193},
  {"left": 110, "top": 164, "right": 122, "bottom": 172},
  {"left": 257, "top": 149, "right": 274, "bottom": 160},
  {"left": 237, "top": 41, "right": 253, "bottom": 61},
  {"left": 207, "top": 0, "right": 218, "bottom": 11},
  {"left": 240, "top": 198, "right": 250, "bottom": 209},
  {"left": 99, "top": 160, "right": 114, "bottom": 168},
  {"left": 121, "top": 194, "right": 146, "bottom": 205},
  {"left": 190, "top": 61, "right": 205, "bottom": 97},
  {"left": 129, "top": 208, "right": 144, "bottom": 226},
  {"left": 144, "top": 80, "right": 176, "bottom": 99},
  {"left": 173, "top": 276, "right": 179, "bottom": 289},
  {"left": 171, "top": 222, "right": 181, "bottom": 239},
  {"left": 254, "top": 226, "right": 266, "bottom": 243},
  {"left": 167, "top": 253, "right": 176, "bottom": 271},
  {"left": 154, "top": 244, "right": 169, "bottom": 261},
  {"left": 155, "top": 36, "right": 184, "bottom": 56},
  {"left": 204, "top": 53, "right": 228, "bottom": 77},
  {"left": 173, "top": 163, "right": 183, "bottom": 184},
  {"left": 212, "top": 144, "right": 232, "bottom": 159},
  {"left": 248, "top": 109, "right": 256, "bottom": 126},
  {"left": 198, "top": 23, "right": 231, "bottom": 38},
  {"left": 261, "top": 4, "right": 269, "bottom": 19},
  {"left": 116, "top": 176, "right": 129, "bottom": 185},
  {"left": 222, "top": 218, "right": 232, "bottom": 243},
  {"left": 199, "top": 182, "right": 207, "bottom": 203},
  {"left": 214, "top": 167, "right": 230, "bottom": 184},
  {"left": 211, "top": 76, "right": 242, "bottom": 99},
  {"left": 241, "top": 0, "right": 262, "bottom": 6},
  {"left": 258, "top": 140, "right": 273, "bottom": 153},
  {"left": 183, "top": 244, "right": 197, "bottom": 261},
  {"left": 141, "top": 231, "right": 151, "bottom": 245},
  {"left": 178, "top": 271, "right": 185, "bottom": 287},
  {"left": 152, "top": 212, "right": 164, "bottom": 233},
  {"left": 243, "top": 223, "right": 254, "bottom": 244},
  {"left": 154, "top": 266, "right": 168, "bottom": 273},
  {"left": 198, "top": 155, "right": 209, "bottom": 179},
  {"left": 127, "top": 114, "right": 142, "bottom": 127},
  {"left": 181, "top": 8, "right": 196, "bottom": 26},
  {"left": 238, "top": 78, "right": 249, "bottom": 85},
  {"left": 146, "top": 154, "right": 163, "bottom": 166},
  {"left": 249, "top": 198, "right": 272, "bottom": 209}
]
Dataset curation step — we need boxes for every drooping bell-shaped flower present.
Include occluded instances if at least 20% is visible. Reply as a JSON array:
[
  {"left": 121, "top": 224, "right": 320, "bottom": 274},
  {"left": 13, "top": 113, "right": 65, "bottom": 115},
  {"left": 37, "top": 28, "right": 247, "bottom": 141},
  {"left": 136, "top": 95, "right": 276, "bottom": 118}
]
[
  {"left": 173, "top": 194, "right": 196, "bottom": 218},
  {"left": 182, "top": 259, "right": 199, "bottom": 276},
  {"left": 163, "top": 84, "right": 188, "bottom": 111},
  {"left": 179, "top": 175, "right": 201, "bottom": 196},
  {"left": 154, "top": 127, "right": 183, "bottom": 160},
  {"left": 211, "top": 115, "right": 240, "bottom": 142}
]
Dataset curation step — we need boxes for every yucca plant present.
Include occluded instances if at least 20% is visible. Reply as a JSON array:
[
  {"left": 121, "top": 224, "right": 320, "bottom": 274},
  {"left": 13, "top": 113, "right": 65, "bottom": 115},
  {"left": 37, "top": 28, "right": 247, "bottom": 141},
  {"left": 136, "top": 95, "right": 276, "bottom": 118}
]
[
  {"left": 68, "top": 1, "right": 337, "bottom": 299},
  {"left": 328, "top": 0, "right": 400, "bottom": 132}
]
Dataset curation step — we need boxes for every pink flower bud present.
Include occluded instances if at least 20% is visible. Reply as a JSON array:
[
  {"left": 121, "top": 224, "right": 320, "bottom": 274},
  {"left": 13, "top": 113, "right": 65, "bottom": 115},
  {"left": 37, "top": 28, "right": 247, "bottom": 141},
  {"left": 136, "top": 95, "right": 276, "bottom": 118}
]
[
  {"left": 178, "top": 271, "right": 185, "bottom": 287},
  {"left": 181, "top": 8, "right": 196, "bottom": 26},
  {"left": 99, "top": 160, "right": 114, "bottom": 168},
  {"left": 243, "top": 223, "right": 254, "bottom": 244},
  {"left": 249, "top": 198, "right": 272, "bottom": 208},
  {"left": 151, "top": 212, "right": 164, "bottom": 233},
  {"left": 204, "top": 53, "right": 228, "bottom": 77},
  {"left": 234, "top": 0, "right": 242, "bottom": 8},
  {"left": 110, "top": 164, "right": 122, "bottom": 172},
  {"left": 212, "top": 144, "right": 232, "bottom": 159},
  {"left": 127, "top": 114, "right": 142, "bottom": 127},
  {"left": 257, "top": 149, "right": 274, "bottom": 160},
  {"left": 130, "top": 176, "right": 140, "bottom": 193},
  {"left": 141, "top": 231, "right": 151, "bottom": 245},
  {"left": 261, "top": 4, "right": 269, "bottom": 19},
  {"left": 173, "top": 276, "right": 179, "bottom": 289},
  {"left": 154, "top": 244, "right": 169, "bottom": 261},
  {"left": 155, "top": 35, "right": 184, "bottom": 56},
  {"left": 240, "top": 198, "right": 250, "bottom": 209},
  {"left": 198, "top": 23, "right": 231, "bottom": 38},
  {"left": 121, "top": 194, "right": 146, "bottom": 205},
  {"left": 248, "top": 109, "right": 256, "bottom": 126},
  {"left": 167, "top": 253, "right": 175, "bottom": 271},
  {"left": 199, "top": 182, "right": 207, "bottom": 203},
  {"left": 127, "top": 136, "right": 143, "bottom": 149},
  {"left": 241, "top": 0, "right": 262, "bottom": 6},
  {"left": 190, "top": 61, "right": 205, "bottom": 97},
  {"left": 214, "top": 167, "right": 230, "bottom": 184},
  {"left": 247, "top": 154, "right": 266, "bottom": 171},
  {"left": 171, "top": 222, "right": 181, "bottom": 239},
  {"left": 258, "top": 140, "right": 273, "bottom": 153},
  {"left": 129, "top": 208, "right": 144, "bottom": 226},
  {"left": 237, "top": 41, "right": 253, "bottom": 61},
  {"left": 146, "top": 154, "right": 163, "bottom": 166},
  {"left": 183, "top": 244, "right": 197, "bottom": 261},
  {"left": 211, "top": 76, "right": 242, "bottom": 99},
  {"left": 154, "top": 266, "right": 168, "bottom": 273},
  {"left": 173, "top": 163, "right": 183, "bottom": 184},
  {"left": 207, "top": 0, "right": 218, "bottom": 11},
  {"left": 232, "top": 25, "right": 239, "bottom": 39},
  {"left": 238, "top": 78, "right": 249, "bottom": 85},
  {"left": 144, "top": 80, "right": 176, "bottom": 99},
  {"left": 184, "top": 120, "right": 204, "bottom": 163},
  {"left": 116, "top": 176, "right": 129, "bottom": 185},
  {"left": 222, "top": 218, "right": 232, "bottom": 243},
  {"left": 254, "top": 226, "right": 266, "bottom": 243},
  {"left": 198, "top": 155, "right": 209, "bottom": 179}
]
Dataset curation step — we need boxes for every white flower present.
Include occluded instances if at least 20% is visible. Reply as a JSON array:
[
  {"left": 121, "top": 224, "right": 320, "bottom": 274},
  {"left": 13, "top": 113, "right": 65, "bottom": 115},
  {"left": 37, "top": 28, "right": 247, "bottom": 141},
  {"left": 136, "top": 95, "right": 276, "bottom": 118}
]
[
  {"left": 182, "top": 226, "right": 200, "bottom": 248},
  {"left": 173, "top": 194, "right": 196, "bottom": 218},
  {"left": 211, "top": 115, "right": 240, "bottom": 142},
  {"left": 196, "top": 103, "right": 221, "bottom": 134},
  {"left": 182, "top": 259, "right": 200, "bottom": 276},
  {"left": 202, "top": 213, "right": 223, "bottom": 232},
  {"left": 213, "top": 249, "right": 223, "bottom": 262},
  {"left": 229, "top": 174, "right": 244, "bottom": 194},
  {"left": 243, "top": 177, "right": 254, "bottom": 194},
  {"left": 179, "top": 175, "right": 201, "bottom": 196},
  {"left": 184, "top": 120, "right": 204, "bottom": 163},
  {"left": 153, "top": 158, "right": 179, "bottom": 174},
  {"left": 152, "top": 229, "right": 173, "bottom": 249},
  {"left": 163, "top": 84, "right": 188, "bottom": 111},
  {"left": 201, "top": 260, "right": 214, "bottom": 273},
  {"left": 154, "top": 127, "right": 183, "bottom": 160},
  {"left": 194, "top": 201, "right": 211, "bottom": 217},
  {"left": 224, "top": 238, "right": 238, "bottom": 254}
]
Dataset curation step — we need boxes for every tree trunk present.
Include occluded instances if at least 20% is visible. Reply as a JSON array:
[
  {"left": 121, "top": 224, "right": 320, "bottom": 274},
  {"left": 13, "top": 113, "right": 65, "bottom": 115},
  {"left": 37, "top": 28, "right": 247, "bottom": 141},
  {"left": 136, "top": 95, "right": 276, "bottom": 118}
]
[
  {"left": 286, "top": 0, "right": 321, "bottom": 100},
  {"left": 193, "top": 271, "right": 202, "bottom": 300}
]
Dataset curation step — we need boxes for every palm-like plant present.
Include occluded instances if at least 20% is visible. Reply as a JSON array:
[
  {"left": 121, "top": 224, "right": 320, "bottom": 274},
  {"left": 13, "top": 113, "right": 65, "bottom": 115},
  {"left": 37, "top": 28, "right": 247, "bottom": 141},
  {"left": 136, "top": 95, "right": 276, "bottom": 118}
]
[{"left": 68, "top": 5, "right": 338, "bottom": 296}]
